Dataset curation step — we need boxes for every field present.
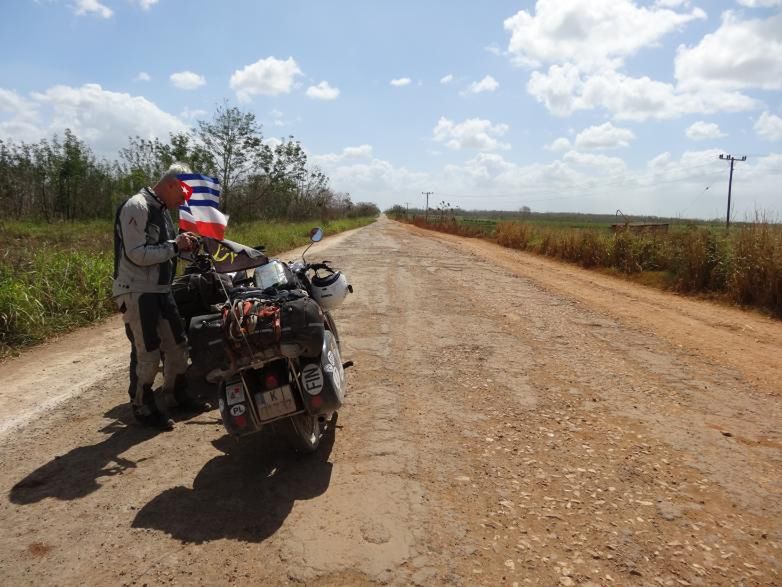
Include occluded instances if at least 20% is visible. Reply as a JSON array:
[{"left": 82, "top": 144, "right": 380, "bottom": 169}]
[
  {"left": 391, "top": 211, "right": 782, "bottom": 317},
  {"left": 0, "top": 217, "right": 375, "bottom": 357}
]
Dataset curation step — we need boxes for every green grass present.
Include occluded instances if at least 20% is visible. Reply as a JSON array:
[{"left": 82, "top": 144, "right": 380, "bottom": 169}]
[
  {"left": 0, "top": 249, "right": 115, "bottom": 354},
  {"left": 0, "top": 217, "right": 375, "bottom": 358},
  {"left": 227, "top": 217, "right": 374, "bottom": 255}
]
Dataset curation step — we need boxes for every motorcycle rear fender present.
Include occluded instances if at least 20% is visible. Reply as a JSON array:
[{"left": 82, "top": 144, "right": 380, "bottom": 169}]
[{"left": 296, "top": 330, "right": 345, "bottom": 416}]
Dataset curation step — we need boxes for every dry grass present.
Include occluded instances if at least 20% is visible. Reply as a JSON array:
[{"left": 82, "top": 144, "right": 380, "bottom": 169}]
[{"left": 401, "top": 216, "right": 782, "bottom": 317}]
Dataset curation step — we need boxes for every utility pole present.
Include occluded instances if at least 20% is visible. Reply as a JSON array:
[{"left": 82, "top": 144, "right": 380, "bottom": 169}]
[
  {"left": 718, "top": 154, "right": 746, "bottom": 230},
  {"left": 405, "top": 202, "right": 409, "bottom": 217},
  {"left": 422, "top": 191, "right": 433, "bottom": 222}
]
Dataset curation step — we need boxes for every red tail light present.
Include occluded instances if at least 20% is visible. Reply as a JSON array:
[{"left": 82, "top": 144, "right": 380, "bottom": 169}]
[{"left": 264, "top": 373, "right": 279, "bottom": 389}]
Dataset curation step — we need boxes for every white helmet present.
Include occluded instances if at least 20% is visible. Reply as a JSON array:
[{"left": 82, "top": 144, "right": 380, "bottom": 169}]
[{"left": 311, "top": 271, "right": 352, "bottom": 310}]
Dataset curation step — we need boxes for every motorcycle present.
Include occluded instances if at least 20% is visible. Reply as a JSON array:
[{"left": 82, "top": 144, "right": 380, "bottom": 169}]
[{"left": 173, "top": 228, "right": 353, "bottom": 453}]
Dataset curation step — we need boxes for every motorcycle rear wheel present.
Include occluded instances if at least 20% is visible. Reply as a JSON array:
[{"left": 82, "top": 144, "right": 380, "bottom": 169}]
[{"left": 285, "top": 412, "right": 322, "bottom": 454}]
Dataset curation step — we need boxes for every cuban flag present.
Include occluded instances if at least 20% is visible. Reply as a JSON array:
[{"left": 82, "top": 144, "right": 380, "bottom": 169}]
[{"left": 177, "top": 173, "right": 228, "bottom": 240}]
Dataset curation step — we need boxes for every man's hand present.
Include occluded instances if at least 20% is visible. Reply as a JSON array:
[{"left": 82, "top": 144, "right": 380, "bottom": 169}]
[{"left": 175, "top": 233, "right": 197, "bottom": 253}]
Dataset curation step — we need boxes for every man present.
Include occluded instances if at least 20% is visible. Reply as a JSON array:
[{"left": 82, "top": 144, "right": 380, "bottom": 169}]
[{"left": 113, "top": 162, "right": 205, "bottom": 430}]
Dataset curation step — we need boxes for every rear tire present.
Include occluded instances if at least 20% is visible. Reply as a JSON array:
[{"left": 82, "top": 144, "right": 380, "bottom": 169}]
[{"left": 285, "top": 412, "right": 322, "bottom": 454}]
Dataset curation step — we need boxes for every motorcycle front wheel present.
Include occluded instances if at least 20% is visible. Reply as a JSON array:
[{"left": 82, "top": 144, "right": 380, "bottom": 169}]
[{"left": 285, "top": 412, "right": 322, "bottom": 454}]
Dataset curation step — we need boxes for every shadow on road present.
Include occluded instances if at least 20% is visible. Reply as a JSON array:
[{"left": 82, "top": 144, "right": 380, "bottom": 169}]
[
  {"left": 131, "top": 419, "right": 336, "bottom": 544},
  {"left": 9, "top": 403, "right": 158, "bottom": 504}
]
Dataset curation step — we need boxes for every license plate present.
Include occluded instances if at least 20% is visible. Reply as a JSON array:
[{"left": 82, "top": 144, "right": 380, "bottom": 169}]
[{"left": 254, "top": 385, "right": 297, "bottom": 421}]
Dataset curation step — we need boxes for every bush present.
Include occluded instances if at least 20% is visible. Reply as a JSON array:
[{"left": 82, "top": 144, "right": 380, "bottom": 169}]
[
  {"left": 496, "top": 221, "right": 532, "bottom": 250},
  {"left": 667, "top": 227, "right": 729, "bottom": 292},
  {"left": 728, "top": 222, "right": 782, "bottom": 314}
]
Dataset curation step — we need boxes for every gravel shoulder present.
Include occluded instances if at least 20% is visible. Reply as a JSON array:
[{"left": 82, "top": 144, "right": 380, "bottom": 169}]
[{"left": 0, "top": 216, "right": 779, "bottom": 586}]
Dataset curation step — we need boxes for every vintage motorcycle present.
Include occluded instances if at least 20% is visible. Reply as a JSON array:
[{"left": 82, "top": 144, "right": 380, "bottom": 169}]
[{"left": 173, "top": 228, "right": 352, "bottom": 453}]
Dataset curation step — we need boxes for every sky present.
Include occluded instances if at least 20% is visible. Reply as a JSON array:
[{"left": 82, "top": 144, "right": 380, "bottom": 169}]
[{"left": 1, "top": 0, "right": 781, "bottom": 220}]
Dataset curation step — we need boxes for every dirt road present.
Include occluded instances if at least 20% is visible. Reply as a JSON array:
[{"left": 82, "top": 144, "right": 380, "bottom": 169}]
[{"left": 1, "top": 216, "right": 780, "bottom": 586}]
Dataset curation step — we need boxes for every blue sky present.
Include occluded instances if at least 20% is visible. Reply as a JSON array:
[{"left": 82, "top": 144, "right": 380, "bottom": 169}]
[{"left": 1, "top": 0, "right": 781, "bottom": 219}]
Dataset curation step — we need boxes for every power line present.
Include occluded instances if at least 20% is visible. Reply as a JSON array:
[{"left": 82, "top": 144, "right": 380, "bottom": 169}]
[
  {"left": 421, "top": 191, "right": 434, "bottom": 222},
  {"left": 719, "top": 154, "right": 747, "bottom": 230}
]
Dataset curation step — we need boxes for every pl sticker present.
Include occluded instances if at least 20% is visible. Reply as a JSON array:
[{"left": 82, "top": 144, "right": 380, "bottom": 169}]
[
  {"left": 302, "top": 363, "right": 324, "bottom": 395},
  {"left": 230, "top": 404, "right": 246, "bottom": 416}
]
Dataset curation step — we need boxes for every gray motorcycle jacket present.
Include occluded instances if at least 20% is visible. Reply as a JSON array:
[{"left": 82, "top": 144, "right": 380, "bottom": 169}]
[{"left": 112, "top": 187, "right": 179, "bottom": 297}]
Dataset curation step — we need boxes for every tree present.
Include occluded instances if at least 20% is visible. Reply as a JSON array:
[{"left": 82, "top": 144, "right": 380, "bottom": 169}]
[
  {"left": 161, "top": 132, "right": 215, "bottom": 174},
  {"left": 195, "top": 102, "right": 271, "bottom": 214},
  {"left": 117, "top": 135, "right": 167, "bottom": 192}
]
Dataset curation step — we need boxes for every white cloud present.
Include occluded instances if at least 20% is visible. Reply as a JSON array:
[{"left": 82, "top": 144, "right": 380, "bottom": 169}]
[
  {"left": 736, "top": 0, "right": 782, "bottom": 6},
  {"left": 0, "top": 88, "right": 34, "bottom": 116},
  {"left": 0, "top": 88, "right": 41, "bottom": 142},
  {"left": 484, "top": 45, "right": 505, "bottom": 56},
  {"left": 343, "top": 145, "right": 373, "bottom": 158},
  {"left": 545, "top": 137, "right": 572, "bottom": 152},
  {"left": 180, "top": 107, "right": 207, "bottom": 120},
  {"left": 134, "top": 72, "right": 151, "bottom": 82},
  {"left": 685, "top": 121, "right": 726, "bottom": 140},
  {"left": 441, "top": 151, "right": 626, "bottom": 204},
  {"left": 574, "top": 122, "right": 635, "bottom": 149},
  {"left": 74, "top": 0, "right": 112, "bottom": 18},
  {"left": 562, "top": 150, "right": 627, "bottom": 173},
  {"left": 527, "top": 64, "right": 756, "bottom": 120},
  {"left": 755, "top": 112, "right": 782, "bottom": 140},
  {"left": 310, "top": 140, "right": 781, "bottom": 217},
  {"left": 644, "top": 148, "right": 725, "bottom": 183},
  {"left": 465, "top": 75, "right": 499, "bottom": 94},
  {"left": 390, "top": 78, "right": 412, "bottom": 87},
  {"left": 230, "top": 57, "right": 302, "bottom": 101},
  {"left": 0, "top": 84, "right": 186, "bottom": 156},
  {"left": 675, "top": 11, "right": 782, "bottom": 91},
  {"left": 504, "top": 0, "right": 705, "bottom": 72},
  {"left": 169, "top": 71, "right": 206, "bottom": 90},
  {"left": 502, "top": 1, "right": 763, "bottom": 121},
  {"left": 433, "top": 117, "right": 510, "bottom": 151},
  {"left": 313, "top": 147, "right": 429, "bottom": 205},
  {"left": 133, "top": 0, "right": 160, "bottom": 9},
  {"left": 306, "top": 81, "right": 340, "bottom": 100},
  {"left": 269, "top": 109, "right": 286, "bottom": 127},
  {"left": 440, "top": 74, "right": 454, "bottom": 84},
  {"left": 312, "top": 144, "right": 374, "bottom": 165}
]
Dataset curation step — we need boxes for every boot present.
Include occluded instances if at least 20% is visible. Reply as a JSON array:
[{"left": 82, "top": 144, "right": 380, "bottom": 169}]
[
  {"left": 172, "top": 374, "right": 212, "bottom": 413},
  {"left": 132, "top": 385, "right": 174, "bottom": 431}
]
